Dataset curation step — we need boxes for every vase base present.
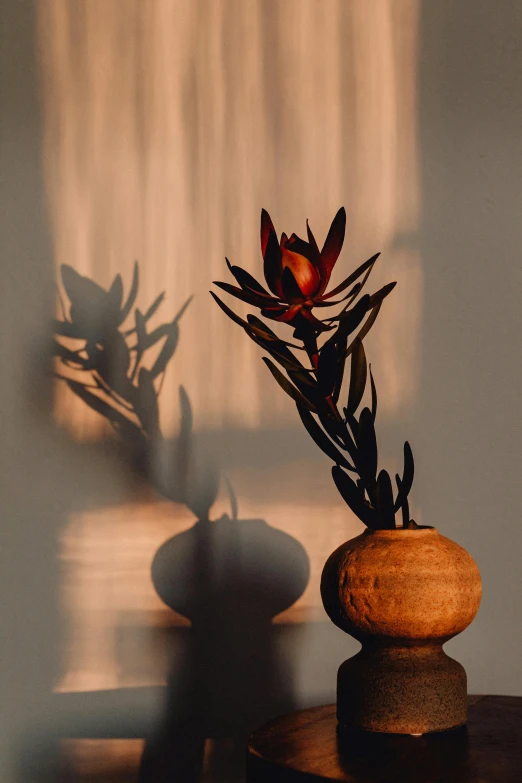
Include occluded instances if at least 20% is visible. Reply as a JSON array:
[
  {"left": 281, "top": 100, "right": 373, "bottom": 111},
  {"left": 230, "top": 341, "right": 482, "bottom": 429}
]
[{"left": 337, "top": 644, "right": 468, "bottom": 734}]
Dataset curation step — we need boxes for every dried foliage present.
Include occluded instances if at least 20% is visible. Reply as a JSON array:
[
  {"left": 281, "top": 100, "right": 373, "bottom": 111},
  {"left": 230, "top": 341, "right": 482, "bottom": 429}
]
[{"left": 212, "top": 209, "right": 416, "bottom": 530}]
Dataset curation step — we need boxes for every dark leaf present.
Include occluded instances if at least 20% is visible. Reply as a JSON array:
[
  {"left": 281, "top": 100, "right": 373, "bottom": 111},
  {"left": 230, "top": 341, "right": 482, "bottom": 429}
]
[
  {"left": 394, "top": 441, "right": 414, "bottom": 512},
  {"left": 369, "top": 364, "right": 377, "bottom": 421},
  {"left": 211, "top": 291, "right": 250, "bottom": 329},
  {"left": 332, "top": 466, "right": 377, "bottom": 528},
  {"left": 263, "top": 226, "right": 283, "bottom": 296},
  {"left": 369, "top": 281, "right": 396, "bottom": 307},
  {"left": 213, "top": 280, "right": 274, "bottom": 309},
  {"left": 328, "top": 295, "right": 370, "bottom": 347},
  {"left": 317, "top": 341, "right": 338, "bottom": 397},
  {"left": 319, "top": 252, "right": 379, "bottom": 300},
  {"left": 297, "top": 405, "right": 355, "bottom": 471},
  {"left": 347, "top": 339, "right": 367, "bottom": 415},
  {"left": 316, "top": 405, "right": 349, "bottom": 447},
  {"left": 376, "top": 470, "right": 396, "bottom": 529},
  {"left": 120, "top": 261, "right": 139, "bottom": 322},
  {"left": 263, "top": 358, "right": 316, "bottom": 411},
  {"left": 395, "top": 474, "right": 410, "bottom": 528},
  {"left": 346, "top": 303, "right": 382, "bottom": 356},
  {"left": 358, "top": 407, "right": 378, "bottom": 485},
  {"left": 261, "top": 208, "right": 277, "bottom": 257},
  {"left": 227, "top": 260, "right": 272, "bottom": 297},
  {"left": 344, "top": 409, "right": 360, "bottom": 447},
  {"left": 321, "top": 207, "right": 346, "bottom": 273},
  {"left": 248, "top": 330, "right": 310, "bottom": 376}
]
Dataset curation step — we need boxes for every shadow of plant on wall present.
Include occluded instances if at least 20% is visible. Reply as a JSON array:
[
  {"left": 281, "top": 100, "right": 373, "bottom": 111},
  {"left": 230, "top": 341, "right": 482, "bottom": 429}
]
[{"left": 53, "top": 264, "right": 310, "bottom": 782}]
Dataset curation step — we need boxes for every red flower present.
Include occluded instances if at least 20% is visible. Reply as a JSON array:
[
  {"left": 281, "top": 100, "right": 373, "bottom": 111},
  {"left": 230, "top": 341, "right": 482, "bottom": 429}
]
[{"left": 213, "top": 208, "right": 374, "bottom": 333}]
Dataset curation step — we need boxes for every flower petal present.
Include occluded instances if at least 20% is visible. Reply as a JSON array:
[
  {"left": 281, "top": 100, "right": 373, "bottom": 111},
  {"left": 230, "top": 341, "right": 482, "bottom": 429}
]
[
  {"left": 281, "top": 246, "right": 321, "bottom": 297},
  {"left": 272, "top": 303, "right": 303, "bottom": 322},
  {"left": 263, "top": 228, "right": 284, "bottom": 297},
  {"left": 307, "top": 220, "right": 327, "bottom": 279},
  {"left": 321, "top": 207, "right": 346, "bottom": 274},
  {"left": 300, "top": 308, "right": 332, "bottom": 332},
  {"left": 261, "top": 208, "right": 277, "bottom": 257},
  {"left": 281, "top": 265, "right": 307, "bottom": 303}
]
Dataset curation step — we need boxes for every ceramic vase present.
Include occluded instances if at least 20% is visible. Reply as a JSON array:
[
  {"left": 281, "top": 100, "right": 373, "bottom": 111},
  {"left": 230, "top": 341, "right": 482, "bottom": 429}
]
[{"left": 320, "top": 526, "right": 482, "bottom": 734}]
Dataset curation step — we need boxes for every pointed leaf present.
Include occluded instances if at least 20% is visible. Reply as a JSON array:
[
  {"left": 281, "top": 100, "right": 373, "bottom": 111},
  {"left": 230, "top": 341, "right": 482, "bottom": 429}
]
[
  {"left": 320, "top": 253, "right": 379, "bottom": 300},
  {"left": 297, "top": 405, "right": 355, "bottom": 471},
  {"left": 358, "top": 407, "right": 378, "bottom": 484},
  {"left": 395, "top": 474, "right": 410, "bottom": 528},
  {"left": 321, "top": 207, "right": 346, "bottom": 273},
  {"left": 263, "top": 358, "right": 316, "bottom": 411},
  {"left": 227, "top": 261, "right": 272, "bottom": 297},
  {"left": 369, "top": 281, "right": 396, "bottom": 307},
  {"left": 375, "top": 470, "right": 396, "bottom": 529},
  {"left": 261, "top": 208, "right": 277, "bottom": 257},
  {"left": 394, "top": 441, "right": 414, "bottom": 512},
  {"left": 317, "top": 341, "right": 338, "bottom": 397},
  {"left": 213, "top": 280, "right": 274, "bottom": 308},
  {"left": 347, "top": 339, "right": 367, "bottom": 415},
  {"left": 346, "top": 302, "right": 382, "bottom": 357},
  {"left": 332, "top": 466, "right": 377, "bottom": 528},
  {"left": 211, "top": 291, "right": 250, "bottom": 329},
  {"left": 369, "top": 364, "right": 377, "bottom": 421},
  {"left": 263, "top": 225, "right": 283, "bottom": 296},
  {"left": 325, "top": 295, "right": 370, "bottom": 350}
]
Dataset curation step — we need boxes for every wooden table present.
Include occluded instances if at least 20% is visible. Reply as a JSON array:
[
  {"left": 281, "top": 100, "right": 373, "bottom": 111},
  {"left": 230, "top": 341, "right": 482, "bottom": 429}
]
[{"left": 247, "top": 696, "right": 522, "bottom": 782}]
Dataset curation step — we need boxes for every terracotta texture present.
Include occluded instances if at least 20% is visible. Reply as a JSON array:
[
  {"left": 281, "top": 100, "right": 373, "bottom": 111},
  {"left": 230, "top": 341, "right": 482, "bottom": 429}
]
[{"left": 321, "top": 527, "right": 482, "bottom": 734}]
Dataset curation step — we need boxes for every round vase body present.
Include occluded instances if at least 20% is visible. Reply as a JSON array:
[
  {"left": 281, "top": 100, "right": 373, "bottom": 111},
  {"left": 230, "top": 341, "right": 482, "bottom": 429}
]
[{"left": 321, "top": 527, "right": 482, "bottom": 734}]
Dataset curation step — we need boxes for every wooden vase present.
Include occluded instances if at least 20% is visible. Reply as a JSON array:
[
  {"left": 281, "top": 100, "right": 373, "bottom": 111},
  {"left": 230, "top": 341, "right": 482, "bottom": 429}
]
[{"left": 320, "top": 526, "right": 482, "bottom": 734}]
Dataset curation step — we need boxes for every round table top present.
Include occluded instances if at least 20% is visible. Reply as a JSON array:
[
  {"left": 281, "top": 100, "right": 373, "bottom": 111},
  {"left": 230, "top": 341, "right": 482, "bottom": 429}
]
[{"left": 246, "top": 696, "right": 522, "bottom": 782}]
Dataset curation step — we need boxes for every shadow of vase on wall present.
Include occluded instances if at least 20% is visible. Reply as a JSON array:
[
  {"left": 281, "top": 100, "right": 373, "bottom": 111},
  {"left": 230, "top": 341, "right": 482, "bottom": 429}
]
[{"left": 139, "top": 510, "right": 310, "bottom": 782}]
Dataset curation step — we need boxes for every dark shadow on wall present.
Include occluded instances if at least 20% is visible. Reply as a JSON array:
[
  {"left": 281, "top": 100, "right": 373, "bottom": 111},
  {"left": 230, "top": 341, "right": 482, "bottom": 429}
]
[
  {"left": 142, "top": 506, "right": 309, "bottom": 781},
  {"left": 0, "top": 2, "right": 137, "bottom": 782},
  {"left": 141, "top": 390, "right": 311, "bottom": 782}
]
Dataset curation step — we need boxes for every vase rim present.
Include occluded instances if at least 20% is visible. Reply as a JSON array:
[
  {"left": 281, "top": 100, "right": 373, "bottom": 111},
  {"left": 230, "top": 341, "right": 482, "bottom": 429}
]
[{"left": 364, "top": 525, "right": 436, "bottom": 535}]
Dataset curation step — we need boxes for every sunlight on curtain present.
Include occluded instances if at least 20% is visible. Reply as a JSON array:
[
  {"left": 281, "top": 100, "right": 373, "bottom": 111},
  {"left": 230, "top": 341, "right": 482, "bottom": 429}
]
[
  {"left": 39, "top": 0, "right": 421, "bottom": 435},
  {"left": 37, "top": 0, "right": 421, "bottom": 694}
]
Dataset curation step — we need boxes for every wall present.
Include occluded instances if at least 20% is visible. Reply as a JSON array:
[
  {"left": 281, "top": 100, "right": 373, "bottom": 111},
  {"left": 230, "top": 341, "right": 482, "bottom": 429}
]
[{"left": 0, "top": 1, "right": 521, "bottom": 781}]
